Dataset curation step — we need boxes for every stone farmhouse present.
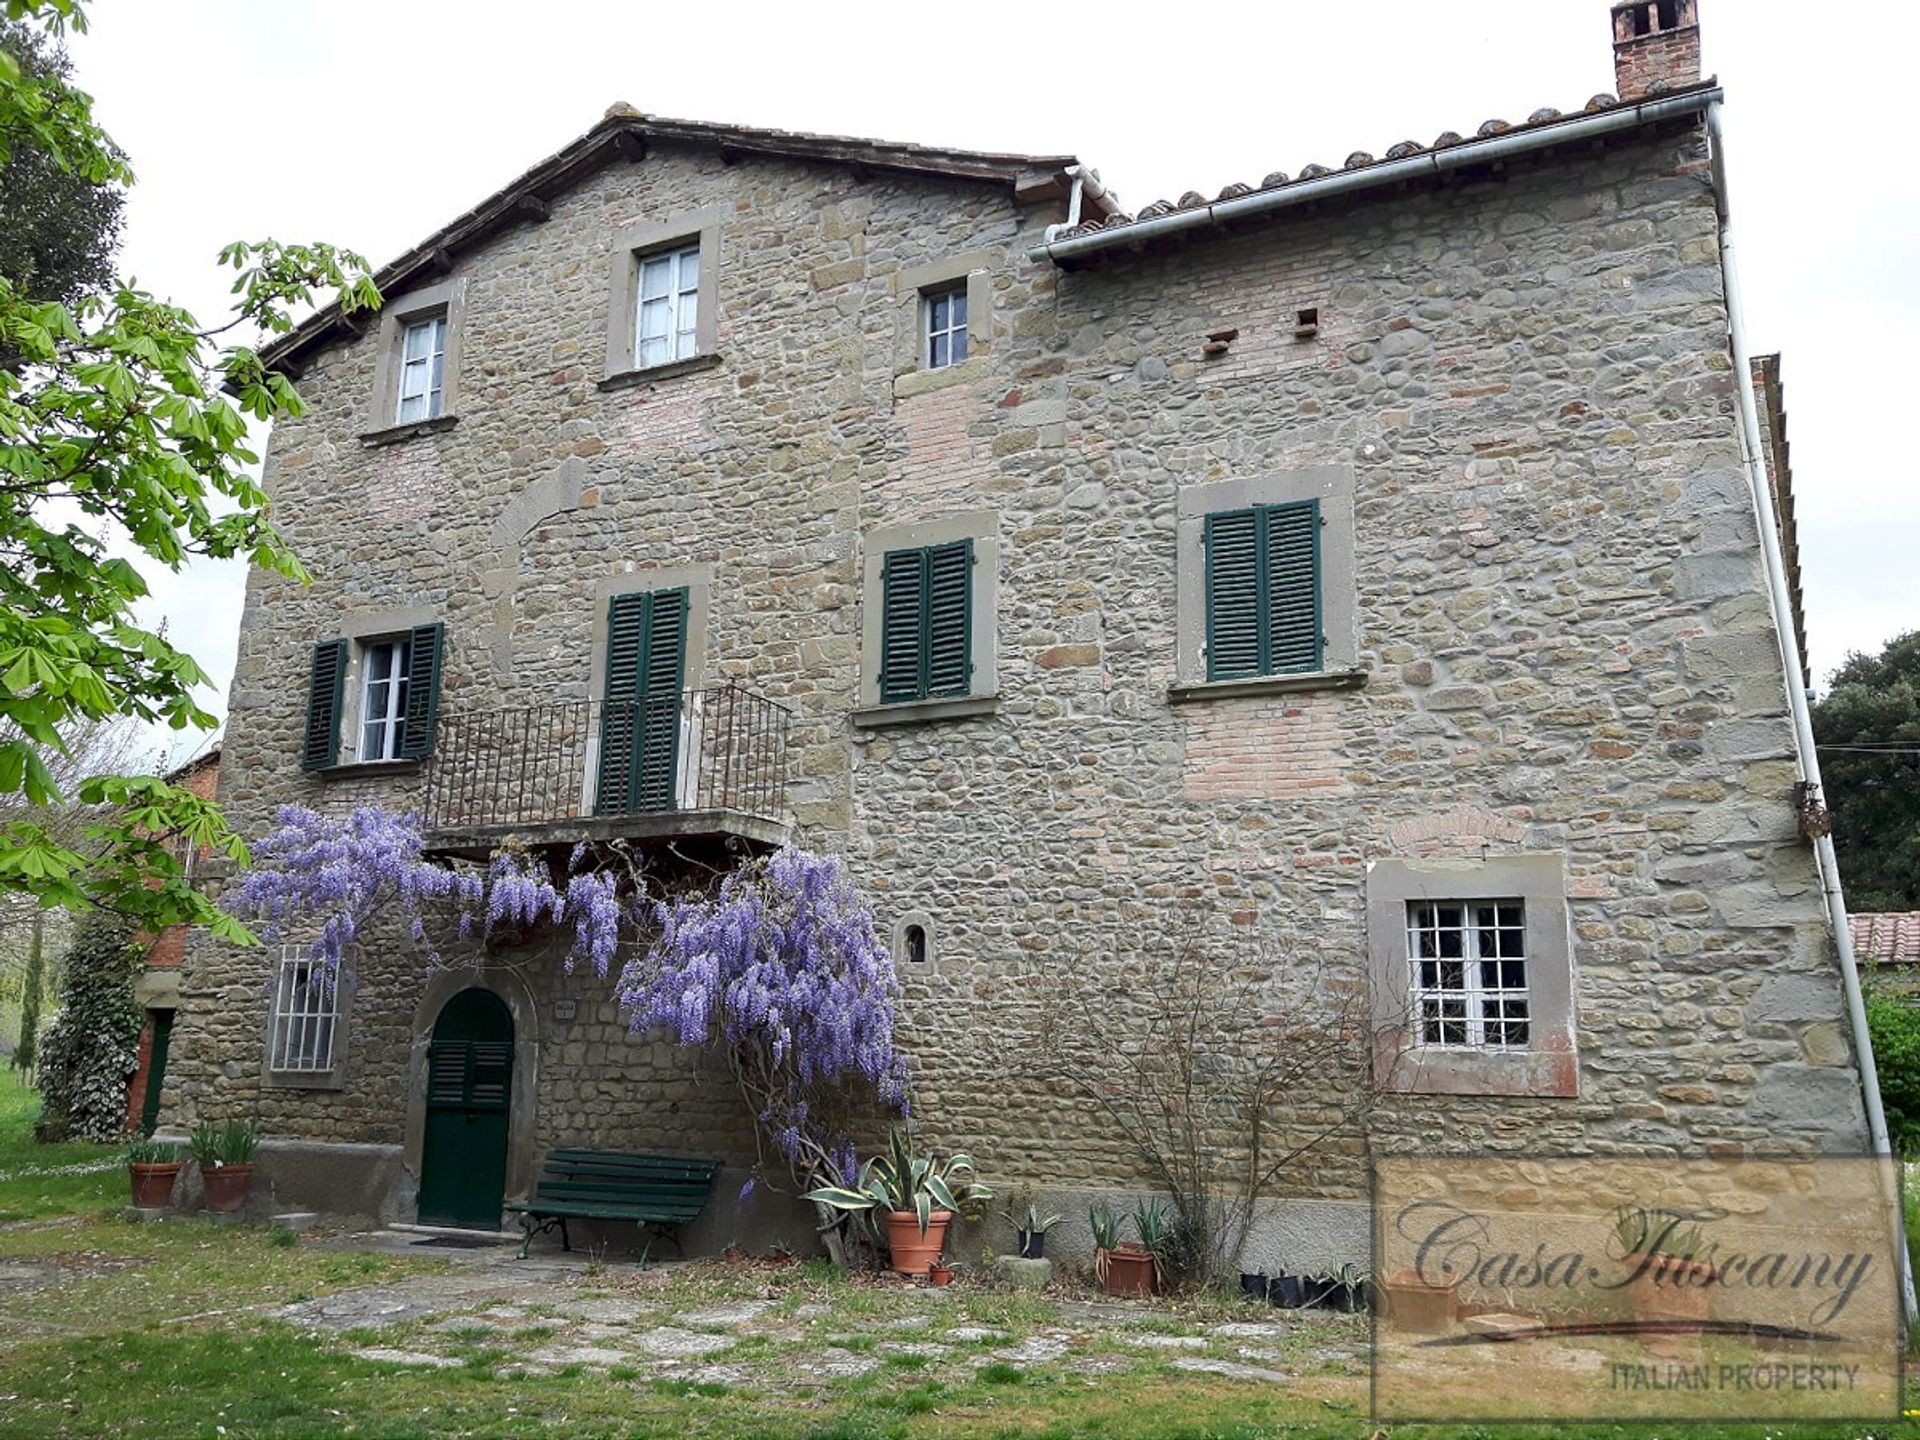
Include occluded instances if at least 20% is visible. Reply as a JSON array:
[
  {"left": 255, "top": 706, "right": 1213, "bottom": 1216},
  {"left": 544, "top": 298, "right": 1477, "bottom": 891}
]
[{"left": 161, "top": 1, "right": 1878, "bottom": 1260}]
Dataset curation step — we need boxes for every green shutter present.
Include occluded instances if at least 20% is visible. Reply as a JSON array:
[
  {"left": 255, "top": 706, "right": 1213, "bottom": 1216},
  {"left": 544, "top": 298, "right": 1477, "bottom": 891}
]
[
  {"left": 878, "top": 541, "right": 973, "bottom": 704},
  {"left": 398, "top": 622, "right": 446, "bottom": 760},
  {"left": 595, "top": 589, "right": 687, "bottom": 815},
  {"left": 1205, "top": 501, "right": 1323, "bottom": 680},
  {"left": 1265, "top": 499, "right": 1323, "bottom": 674},
  {"left": 1204, "top": 511, "right": 1262, "bottom": 682},
  {"left": 878, "top": 549, "right": 928, "bottom": 703},
  {"left": 634, "top": 588, "right": 687, "bottom": 810},
  {"left": 924, "top": 539, "right": 973, "bottom": 698},
  {"left": 300, "top": 638, "right": 348, "bottom": 770}
]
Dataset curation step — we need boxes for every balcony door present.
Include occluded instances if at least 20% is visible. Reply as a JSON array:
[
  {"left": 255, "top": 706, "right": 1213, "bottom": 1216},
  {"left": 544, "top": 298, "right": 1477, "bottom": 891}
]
[{"left": 595, "top": 587, "right": 687, "bottom": 815}]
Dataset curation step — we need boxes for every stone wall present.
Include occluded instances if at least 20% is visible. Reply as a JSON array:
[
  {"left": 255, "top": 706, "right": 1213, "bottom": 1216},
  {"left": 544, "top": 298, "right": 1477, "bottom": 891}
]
[{"left": 166, "top": 117, "right": 1866, "bottom": 1243}]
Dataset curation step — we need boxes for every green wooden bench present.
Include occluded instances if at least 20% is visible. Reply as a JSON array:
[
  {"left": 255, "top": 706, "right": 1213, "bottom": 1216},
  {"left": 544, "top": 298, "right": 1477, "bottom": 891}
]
[{"left": 505, "top": 1148, "right": 722, "bottom": 1261}]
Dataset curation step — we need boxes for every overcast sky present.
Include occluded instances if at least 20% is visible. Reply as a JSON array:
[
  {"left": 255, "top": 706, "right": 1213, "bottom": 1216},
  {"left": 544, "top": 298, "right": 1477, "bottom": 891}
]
[{"left": 64, "top": 0, "right": 1919, "bottom": 766}]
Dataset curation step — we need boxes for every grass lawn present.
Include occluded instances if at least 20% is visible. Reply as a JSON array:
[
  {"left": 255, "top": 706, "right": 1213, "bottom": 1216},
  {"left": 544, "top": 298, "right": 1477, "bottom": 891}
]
[{"left": 1, "top": 1067, "right": 1915, "bottom": 1438}]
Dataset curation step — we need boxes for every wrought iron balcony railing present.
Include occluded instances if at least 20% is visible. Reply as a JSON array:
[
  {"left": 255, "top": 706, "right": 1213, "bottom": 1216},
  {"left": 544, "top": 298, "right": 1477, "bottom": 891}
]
[{"left": 423, "top": 685, "right": 792, "bottom": 837}]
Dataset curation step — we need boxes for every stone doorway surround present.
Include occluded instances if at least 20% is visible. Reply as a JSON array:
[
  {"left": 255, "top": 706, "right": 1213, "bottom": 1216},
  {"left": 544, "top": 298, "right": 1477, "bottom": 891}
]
[{"left": 404, "top": 965, "right": 541, "bottom": 1216}]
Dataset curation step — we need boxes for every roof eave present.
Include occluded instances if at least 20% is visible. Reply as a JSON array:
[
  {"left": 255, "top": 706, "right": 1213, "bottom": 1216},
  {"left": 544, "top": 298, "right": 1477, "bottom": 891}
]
[
  {"left": 256, "top": 113, "right": 1083, "bottom": 378},
  {"left": 1030, "top": 84, "right": 1723, "bottom": 268}
]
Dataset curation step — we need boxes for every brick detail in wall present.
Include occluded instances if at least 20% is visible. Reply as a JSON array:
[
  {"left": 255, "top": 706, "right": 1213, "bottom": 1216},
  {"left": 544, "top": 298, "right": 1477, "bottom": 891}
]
[
  {"left": 1182, "top": 695, "right": 1352, "bottom": 801},
  {"left": 894, "top": 382, "right": 993, "bottom": 502},
  {"left": 125, "top": 1014, "right": 156, "bottom": 1133},
  {"left": 609, "top": 373, "right": 717, "bottom": 457}
]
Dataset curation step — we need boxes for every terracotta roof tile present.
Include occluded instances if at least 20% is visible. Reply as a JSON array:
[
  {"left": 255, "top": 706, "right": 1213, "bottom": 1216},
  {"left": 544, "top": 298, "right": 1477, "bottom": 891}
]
[
  {"left": 1852, "top": 913, "right": 1920, "bottom": 964},
  {"left": 1046, "top": 83, "right": 1713, "bottom": 246}
]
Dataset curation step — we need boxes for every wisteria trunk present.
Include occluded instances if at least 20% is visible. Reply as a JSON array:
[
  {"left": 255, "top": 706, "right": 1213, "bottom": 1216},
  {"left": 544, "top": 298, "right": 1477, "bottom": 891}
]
[{"left": 814, "top": 1200, "right": 850, "bottom": 1269}]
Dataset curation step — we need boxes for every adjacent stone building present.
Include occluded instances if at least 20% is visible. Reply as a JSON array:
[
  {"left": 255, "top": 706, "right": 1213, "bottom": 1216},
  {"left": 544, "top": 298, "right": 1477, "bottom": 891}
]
[{"left": 161, "top": 2, "right": 1875, "bottom": 1260}]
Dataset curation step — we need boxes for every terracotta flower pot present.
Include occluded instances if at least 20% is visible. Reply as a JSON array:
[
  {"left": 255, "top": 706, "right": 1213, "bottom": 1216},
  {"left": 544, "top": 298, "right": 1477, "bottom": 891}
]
[
  {"left": 884, "top": 1209, "right": 952, "bottom": 1276},
  {"left": 1099, "top": 1245, "right": 1157, "bottom": 1297},
  {"left": 1626, "top": 1254, "right": 1715, "bottom": 1326},
  {"left": 129, "top": 1162, "right": 181, "bottom": 1209},
  {"left": 200, "top": 1162, "right": 255, "bottom": 1213},
  {"left": 1381, "top": 1268, "right": 1458, "bottom": 1333},
  {"left": 928, "top": 1263, "right": 955, "bottom": 1287}
]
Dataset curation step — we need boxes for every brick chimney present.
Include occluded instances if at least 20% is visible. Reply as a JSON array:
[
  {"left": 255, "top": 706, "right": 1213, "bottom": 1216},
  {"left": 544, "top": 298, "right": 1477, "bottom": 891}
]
[{"left": 1610, "top": 0, "right": 1702, "bottom": 99}]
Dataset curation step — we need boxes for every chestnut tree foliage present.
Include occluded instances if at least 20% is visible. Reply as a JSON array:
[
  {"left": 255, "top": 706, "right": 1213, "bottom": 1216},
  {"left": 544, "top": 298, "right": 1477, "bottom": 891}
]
[
  {"left": 0, "top": 0, "right": 378, "bottom": 936},
  {"left": 228, "top": 806, "right": 908, "bottom": 1252}
]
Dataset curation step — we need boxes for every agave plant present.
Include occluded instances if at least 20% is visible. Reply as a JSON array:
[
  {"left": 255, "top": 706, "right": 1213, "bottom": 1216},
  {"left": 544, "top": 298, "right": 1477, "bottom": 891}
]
[
  {"left": 804, "top": 1126, "right": 991, "bottom": 1235},
  {"left": 1001, "top": 1201, "right": 1064, "bottom": 1236}
]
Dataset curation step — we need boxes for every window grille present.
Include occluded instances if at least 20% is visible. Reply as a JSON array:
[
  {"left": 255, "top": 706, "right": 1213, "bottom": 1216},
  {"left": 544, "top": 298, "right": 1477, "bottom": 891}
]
[
  {"left": 269, "top": 946, "right": 338, "bottom": 1073},
  {"left": 1408, "top": 900, "right": 1530, "bottom": 1049}
]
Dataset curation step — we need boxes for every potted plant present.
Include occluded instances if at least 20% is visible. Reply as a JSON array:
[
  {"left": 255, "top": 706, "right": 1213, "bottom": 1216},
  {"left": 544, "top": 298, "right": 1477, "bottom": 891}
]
[
  {"left": 126, "top": 1139, "right": 183, "bottom": 1209},
  {"left": 191, "top": 1119, "right": 259, "bottom": 1213},
  {"left": 1381, "top": 1266, "right": 1460, "bottom": 1332},
  {"left": 1302, "top": 1271, "right": 1342, "bottom": 1309},
  {"left": 1267, "top": 1270, "right": 1305, "bottom": 1309},
  {"left": 1331, "top": 1262, "right": 1370, "bottom": 1313},
  {"left": 804, "top": 1126, "right": 991, "bottom": 1277},
  {"left": 928, "top": 1259, "right": 956, "bottom": 1287},
  {"left": 1091, "top": 1198, "right": 1161, "bottom": 1298},
  {"left": 1614, "top": 1206, "right": 1715, "bottom": 1326},
  {"left": 1000, "top": 1200, "right": 1063, "bottom": 1260},
  {"left": 1239, "top": 1270, "right": 1269, "bottom": 1301}
]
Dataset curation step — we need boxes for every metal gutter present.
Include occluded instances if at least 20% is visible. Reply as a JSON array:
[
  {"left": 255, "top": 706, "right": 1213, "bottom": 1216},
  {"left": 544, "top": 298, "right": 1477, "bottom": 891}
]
[
  {"left": 1707, "top": 99, "right": 1917, "bottom": 1326},
  {"left": 1029, "top": 86, "right": 1722, "bottom": 266}
]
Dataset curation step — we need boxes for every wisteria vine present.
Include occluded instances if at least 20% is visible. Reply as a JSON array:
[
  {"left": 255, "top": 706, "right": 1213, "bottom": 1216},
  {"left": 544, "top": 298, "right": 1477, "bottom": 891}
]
[{"left": 227, "top": 805, "right": 909, "bottom": 1218}]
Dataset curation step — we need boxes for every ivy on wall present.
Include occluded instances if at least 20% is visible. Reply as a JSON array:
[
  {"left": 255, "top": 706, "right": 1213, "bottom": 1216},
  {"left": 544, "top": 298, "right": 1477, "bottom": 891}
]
[{"left": 34, "top": 915, "right": 142, "bottom": 1141}]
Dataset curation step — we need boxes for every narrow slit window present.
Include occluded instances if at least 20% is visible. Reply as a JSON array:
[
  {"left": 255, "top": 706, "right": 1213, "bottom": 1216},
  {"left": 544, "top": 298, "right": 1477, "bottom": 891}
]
[
  {"left": 924, "top": 285, "right": 969, "bottom": 370},
  {"left": 636, "top": 243, "right": 701, "bottom": 368},
  {"left": 269, "top": 946, "right": 338, "bottom": 1073},
  {"left": 360, "top": 637, "right": 412, "bottom": 762},
  {"left": 903, "top": 924, "right": 928, "bottom": 965},
  {"left": 396, "top": 315, "right": 448, "bottom": 423},
  {"left": 1407, "top": 900, "right": 1530, "bottom": 1050}
]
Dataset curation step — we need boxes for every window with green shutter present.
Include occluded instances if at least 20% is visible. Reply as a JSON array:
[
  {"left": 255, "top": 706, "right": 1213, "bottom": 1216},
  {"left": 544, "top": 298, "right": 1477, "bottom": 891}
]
[
  {"left": 1204, "top": 499, "right": 1323, "bottom": 681},
  {"left": 878, "top": 539, "right": 973, "bottom": 703}
]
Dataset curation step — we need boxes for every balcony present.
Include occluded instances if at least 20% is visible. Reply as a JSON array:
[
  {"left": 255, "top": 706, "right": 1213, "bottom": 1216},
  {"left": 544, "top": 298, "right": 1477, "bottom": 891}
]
[{"left": 421, "top": 685, "right": 793, "bottom": 859}]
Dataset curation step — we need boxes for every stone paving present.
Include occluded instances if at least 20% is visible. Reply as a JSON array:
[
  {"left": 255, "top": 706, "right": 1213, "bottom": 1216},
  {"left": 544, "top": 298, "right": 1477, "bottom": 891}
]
[{"left": 263, "top": 1232, "right": 1368, "bottom": 1396}]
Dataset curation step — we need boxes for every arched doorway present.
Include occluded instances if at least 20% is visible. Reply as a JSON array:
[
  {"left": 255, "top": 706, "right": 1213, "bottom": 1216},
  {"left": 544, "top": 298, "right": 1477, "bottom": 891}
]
[{"left": 418, "top": 987, "right": 513, "bottom": 1229}]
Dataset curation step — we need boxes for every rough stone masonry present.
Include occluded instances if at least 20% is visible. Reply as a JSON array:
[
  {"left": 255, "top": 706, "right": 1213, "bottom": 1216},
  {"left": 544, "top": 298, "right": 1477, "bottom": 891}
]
[{"left": 161, "top": 22, "right": 1867, "bottom": 1264}]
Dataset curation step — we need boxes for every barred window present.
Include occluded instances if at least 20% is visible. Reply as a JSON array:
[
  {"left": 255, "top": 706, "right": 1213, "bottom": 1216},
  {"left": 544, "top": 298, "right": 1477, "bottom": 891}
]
[
  {"left": 1408, "top": 900, "right": 1530, "bottom": 1049},
  {"left": 269, "top": 947, "right": 338, "bottom": 1073}
]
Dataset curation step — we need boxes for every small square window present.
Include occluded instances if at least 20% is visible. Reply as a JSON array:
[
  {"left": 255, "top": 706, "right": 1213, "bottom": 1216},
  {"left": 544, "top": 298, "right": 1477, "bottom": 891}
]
[
  {"left": 1408, "top": 899, "right": 1531, "bottom": 1050},
  {"left": 359, "top": 637, "right": 412, "bottom": 762},
  {"left": 270, "top": 946, "right": 338, "bottom": 1073},
  {"left": 636, "top": 242, "right": 701, "bottom": 368},
  {"left": 396, "top": 315, "right": 447, "bottom": 424},
  {"left": 924, "top": 285, "right": 969, "bottom": 370}
]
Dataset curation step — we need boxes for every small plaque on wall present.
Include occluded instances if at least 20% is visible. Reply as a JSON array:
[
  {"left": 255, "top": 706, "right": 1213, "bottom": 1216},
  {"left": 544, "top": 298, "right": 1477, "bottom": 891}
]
[{"left": 553, "top": 999, "right": 578, "bottom": 1023}]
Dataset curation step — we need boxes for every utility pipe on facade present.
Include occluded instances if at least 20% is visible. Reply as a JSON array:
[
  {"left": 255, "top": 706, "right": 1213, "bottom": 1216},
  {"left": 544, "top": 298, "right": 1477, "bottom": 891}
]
[{"left": 1706, "top": 99, "right": 1917, "bottom": 1328}]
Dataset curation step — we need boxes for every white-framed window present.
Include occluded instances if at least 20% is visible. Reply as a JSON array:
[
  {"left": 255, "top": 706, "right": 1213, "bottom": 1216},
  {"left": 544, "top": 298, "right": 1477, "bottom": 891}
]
[
  {"left": 1408, "top": 900, "right": 1530, "bottom": 1050},
  {"left": 360, "top": 637, "right": 412, "bottom": 762},
  {"left": 396, "top": 315, "right": 448, "bottom": 423},
  {"left": 924, "top": 285, "right": 968, "bottom": 370},
  {"left": 269, "top": 945, "right": 338, "bottom": 1073},
  {"left": 636, "top": 243, "right": 701, "bottom": 368}
]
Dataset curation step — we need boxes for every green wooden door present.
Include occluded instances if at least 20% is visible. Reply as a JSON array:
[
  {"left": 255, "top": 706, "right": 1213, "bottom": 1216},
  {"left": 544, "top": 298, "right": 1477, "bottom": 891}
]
[
  {"left": 139, "top": 1010, "right": 173, "bottom": 1136},
  {"left": 595, "top": 588, "right": 689, "bottom": 815},
  {"left": 418, "top": 988, "right": 514, "bottom": 1230}
]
